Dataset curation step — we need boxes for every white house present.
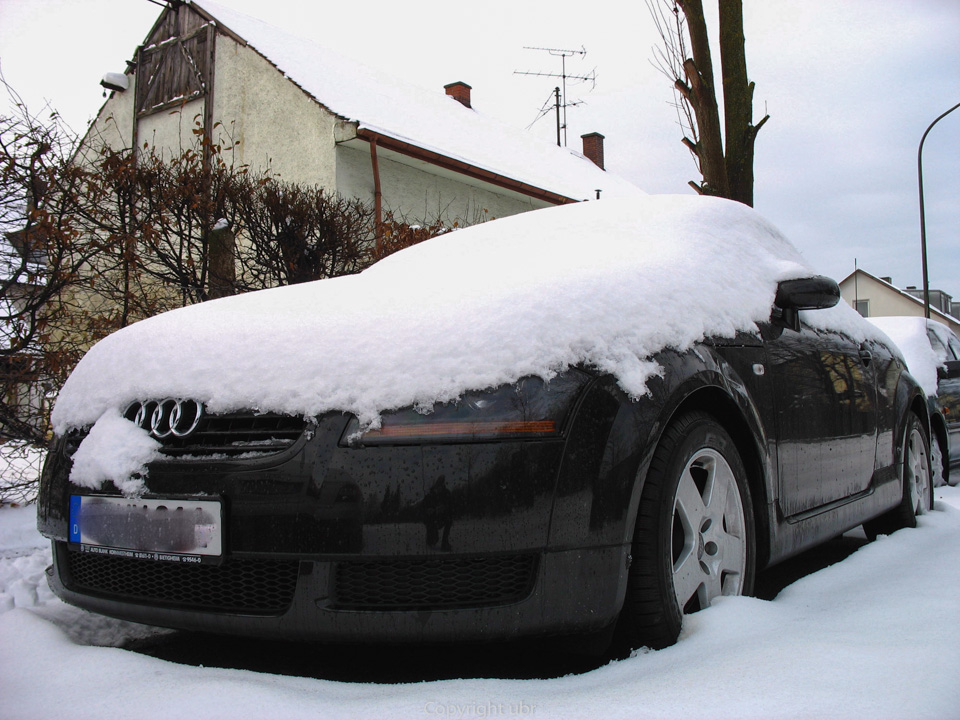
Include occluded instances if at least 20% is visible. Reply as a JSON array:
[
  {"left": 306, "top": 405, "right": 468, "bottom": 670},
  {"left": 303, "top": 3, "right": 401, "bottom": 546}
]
[
  {"left": 838, "top": 268, "right": 960, "bottom": 335},
  {"left": 87, "top": 0, "right": 642, "bottom": 231}
]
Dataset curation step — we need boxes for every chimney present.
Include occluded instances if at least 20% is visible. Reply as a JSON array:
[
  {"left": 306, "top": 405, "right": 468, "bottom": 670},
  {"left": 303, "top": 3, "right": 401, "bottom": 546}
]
[
  {"left": 880, "top": 276, "right": 893, "bottom": 284},
  {"left": 581, "top": 132, "right": 605, "bottom": 170},
  {"left": 444, "top": 81, "right": 472, "bottom": 109}
]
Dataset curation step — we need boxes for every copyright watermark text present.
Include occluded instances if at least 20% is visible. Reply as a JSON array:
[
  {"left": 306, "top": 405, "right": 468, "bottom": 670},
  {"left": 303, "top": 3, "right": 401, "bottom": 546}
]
[{"left": 424, "top": 700, "right": 537, "bottom": 717}]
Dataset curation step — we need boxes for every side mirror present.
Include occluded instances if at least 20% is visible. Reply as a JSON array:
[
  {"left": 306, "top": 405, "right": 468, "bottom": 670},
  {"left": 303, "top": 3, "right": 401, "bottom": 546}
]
[
  {"left": 774, "top": 276, "right": 841, "bottom": 332},
  {"left": 938, "top": 359, "right": 960, "bottom": 380},
  {"left": 775, "top": 276, "right": 841, "bottom": 311}
]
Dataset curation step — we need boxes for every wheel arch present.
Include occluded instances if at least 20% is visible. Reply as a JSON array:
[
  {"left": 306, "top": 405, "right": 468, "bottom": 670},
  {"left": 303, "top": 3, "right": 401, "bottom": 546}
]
[
  {"left": 899, "top": 389, "right": 932, "bottom": 473},
  {"left": 910, "top": 394, "right": 931, "bottom": 439},
  {"left": 659, "top": 386, "right": 773, "bottom": 570}
]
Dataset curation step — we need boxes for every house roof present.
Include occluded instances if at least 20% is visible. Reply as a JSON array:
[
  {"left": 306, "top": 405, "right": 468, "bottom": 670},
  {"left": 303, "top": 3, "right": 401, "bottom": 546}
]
[
  {"left": 188, "top": 0, "right": 643, "bottom": 203},
  {"left": 839, "top": 268, "right": 960, "bottom": 327}
]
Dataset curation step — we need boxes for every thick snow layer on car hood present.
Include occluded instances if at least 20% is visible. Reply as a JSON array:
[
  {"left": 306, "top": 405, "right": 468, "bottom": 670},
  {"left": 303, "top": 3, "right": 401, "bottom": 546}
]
[{"left": 54, "top": 195, "right": 820, "bottom": 435}]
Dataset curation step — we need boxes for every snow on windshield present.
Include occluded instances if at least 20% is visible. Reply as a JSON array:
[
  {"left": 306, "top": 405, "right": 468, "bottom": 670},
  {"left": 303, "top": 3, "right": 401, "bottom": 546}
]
[
  {"left": 53, "top": 195, "right": 819, "bottom": 437},
  {"left": 867, "top": 316, "right": 950, "bottom": 396}
]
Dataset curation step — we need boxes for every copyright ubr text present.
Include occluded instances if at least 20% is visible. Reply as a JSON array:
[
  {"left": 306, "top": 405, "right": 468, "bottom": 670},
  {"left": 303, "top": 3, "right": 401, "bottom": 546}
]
[{"left": 424, "top": 700, "right": 536, "bottom": 717}]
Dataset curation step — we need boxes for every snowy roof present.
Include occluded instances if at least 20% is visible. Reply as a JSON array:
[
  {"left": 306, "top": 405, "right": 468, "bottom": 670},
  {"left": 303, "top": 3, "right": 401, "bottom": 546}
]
[
  {"left": 189, "top": 0, "right": 642, "bottom": 202},
  {"left": 51, "top": 194, "right": 872, "bottom": 436}
]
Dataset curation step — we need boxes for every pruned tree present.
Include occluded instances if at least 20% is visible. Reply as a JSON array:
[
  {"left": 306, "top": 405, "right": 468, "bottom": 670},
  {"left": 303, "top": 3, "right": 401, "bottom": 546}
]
[
  {"left": 0, "top": 75, "right": 102, "bottom": 442},
  {"left": 367, "top": 211, "right": 455, "bottom": 265},
  {"left": 0, "top": 76, "right": 478, "bottom": 456},
  {"left": 73, "top": 119, "right": 248, "bottom": 315},
  {"left": 0, "top": 92, "right": 380, "bottom": 444},
  {"left": 232, "top": 175, "right": 373, "bottom": 290},
  {"left": 649, "top": 0, "right": 769, "bottom": 206}
]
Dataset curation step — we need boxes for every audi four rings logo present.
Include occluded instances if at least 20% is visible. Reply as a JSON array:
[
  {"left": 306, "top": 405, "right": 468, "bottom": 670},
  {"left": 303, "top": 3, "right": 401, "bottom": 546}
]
[{"left": 125, "top": 399, "right": 204, "bottom": 439}]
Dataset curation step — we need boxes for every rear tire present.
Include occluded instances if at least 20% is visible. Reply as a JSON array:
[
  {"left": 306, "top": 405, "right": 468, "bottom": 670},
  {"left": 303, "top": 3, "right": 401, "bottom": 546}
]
[
  {"left": 615, "top": 412, "right": 755, "bottom": 652},
  {"left": 864, "top": 412, "right": 932, "bottom": 540}
]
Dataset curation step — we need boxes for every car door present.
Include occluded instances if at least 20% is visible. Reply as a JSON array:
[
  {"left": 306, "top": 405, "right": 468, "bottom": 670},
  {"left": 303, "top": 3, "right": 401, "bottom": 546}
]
[{"left": 765, "top": 319, "right": 879, "bottom": 518}]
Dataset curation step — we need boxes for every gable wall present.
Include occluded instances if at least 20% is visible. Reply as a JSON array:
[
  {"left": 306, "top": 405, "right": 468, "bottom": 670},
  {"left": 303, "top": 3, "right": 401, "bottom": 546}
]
[
  {"left": 137, "top": 98, "right": 207, "bottom": 157},
  {"left": 77, "top": 83, "right": 136, "bottom": 165},
  {"left": 211, "top": 35, "right": 338, "bottom": 188}
]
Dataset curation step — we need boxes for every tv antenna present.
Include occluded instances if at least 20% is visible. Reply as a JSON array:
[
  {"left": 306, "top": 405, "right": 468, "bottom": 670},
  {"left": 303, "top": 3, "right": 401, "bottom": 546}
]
[{"left": 515, "top": 46, "right": 596, "bottom": 147}]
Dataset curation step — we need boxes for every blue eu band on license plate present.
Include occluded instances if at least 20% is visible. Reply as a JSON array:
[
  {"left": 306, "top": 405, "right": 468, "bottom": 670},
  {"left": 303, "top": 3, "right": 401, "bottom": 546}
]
[{"left": 69, "top": 495, "right": 222, "bottom": 562}]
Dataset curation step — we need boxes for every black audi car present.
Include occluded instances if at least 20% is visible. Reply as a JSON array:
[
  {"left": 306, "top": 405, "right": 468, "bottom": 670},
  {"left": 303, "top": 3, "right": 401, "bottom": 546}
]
[{"left": 37, "top": 196, "right": 932, "bottom": 652}]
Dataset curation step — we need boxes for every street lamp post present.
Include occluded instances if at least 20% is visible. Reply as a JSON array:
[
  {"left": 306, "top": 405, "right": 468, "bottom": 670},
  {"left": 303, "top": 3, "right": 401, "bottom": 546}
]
[{"left": 918, "top": 101, "right": 960, "bottom": 319}]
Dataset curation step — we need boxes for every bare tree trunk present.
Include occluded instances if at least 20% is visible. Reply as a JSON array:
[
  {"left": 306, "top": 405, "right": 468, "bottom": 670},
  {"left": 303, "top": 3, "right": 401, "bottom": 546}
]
[
  {"left": 207, "top": 225, "right": 236, "bottom": 300},
  {"left": 652, "top": 0, "right": 769, "bottom": 206},
  {"left": 719, "top": 0, "right": 767, "bottom": 206},
  {"left": 677, "top": 0, "right": 728, "bottom": 197}
]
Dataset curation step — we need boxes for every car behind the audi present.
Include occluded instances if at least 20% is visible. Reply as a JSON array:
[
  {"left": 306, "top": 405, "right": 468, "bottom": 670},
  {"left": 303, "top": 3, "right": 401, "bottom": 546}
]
[{"left": 38, "top": 195, "right": 932, "bottom": 653}]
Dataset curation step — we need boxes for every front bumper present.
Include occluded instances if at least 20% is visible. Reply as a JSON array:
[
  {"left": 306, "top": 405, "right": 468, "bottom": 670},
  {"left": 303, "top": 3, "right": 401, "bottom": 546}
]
[
  {"left": 48, "top": 541, "right": 629, "bottom": 642},
  {"left": 40, "top": 381, "right": 635, "bottom": 642}
]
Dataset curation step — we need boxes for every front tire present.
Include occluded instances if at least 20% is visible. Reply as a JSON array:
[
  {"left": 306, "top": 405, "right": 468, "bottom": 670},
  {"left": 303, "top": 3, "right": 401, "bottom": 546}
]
[{"left": 616, "top": 412, "right": 756, "bottom": 651}]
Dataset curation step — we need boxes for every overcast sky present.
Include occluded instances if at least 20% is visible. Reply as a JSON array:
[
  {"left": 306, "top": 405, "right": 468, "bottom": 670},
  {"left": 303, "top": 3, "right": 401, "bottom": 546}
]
[{"left": 1, "top": 0, "right": 957, "bottom": 297}]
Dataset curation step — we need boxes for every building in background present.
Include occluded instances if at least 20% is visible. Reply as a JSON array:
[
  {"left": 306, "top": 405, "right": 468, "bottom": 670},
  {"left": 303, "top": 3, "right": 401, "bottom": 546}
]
[
  {"left": 838, "top": 268, "right": 960, "bottom": 335},
  {"left": 88, "top": 0, "right": 639, "bottom": 232}
]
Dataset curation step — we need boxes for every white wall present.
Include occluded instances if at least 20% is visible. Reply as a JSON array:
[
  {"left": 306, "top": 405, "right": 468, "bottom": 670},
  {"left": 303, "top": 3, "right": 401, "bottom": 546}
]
[
  {"left": 335, "top": 144, "right": 551, "bottom": 226},
  {"left": 136, "top": 98, "right": 206, "bottom": 158},
  {"left": 76, "top": 80, "right": 136, "bottom": 162},
  {"left": 840, "top": 273, "right": 960, "bottom": 334},
  {"left": 212, "top": 36, "right": 337, "bottom": 187}
]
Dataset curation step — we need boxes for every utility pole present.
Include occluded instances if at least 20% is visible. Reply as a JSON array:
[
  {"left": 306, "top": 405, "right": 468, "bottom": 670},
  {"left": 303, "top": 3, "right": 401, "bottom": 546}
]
[{"left": 515, "top": 46, "right": 595, "bottom": 147}]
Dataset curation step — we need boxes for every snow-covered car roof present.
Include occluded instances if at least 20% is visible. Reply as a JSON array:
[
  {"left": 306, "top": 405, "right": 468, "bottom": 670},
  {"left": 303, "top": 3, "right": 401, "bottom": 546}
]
[
  {"left": 866, "top": 316, "right": 957, "bottom": 396},
  {"left": 52, "top": 195, "right": 877, "bottom": 435}
]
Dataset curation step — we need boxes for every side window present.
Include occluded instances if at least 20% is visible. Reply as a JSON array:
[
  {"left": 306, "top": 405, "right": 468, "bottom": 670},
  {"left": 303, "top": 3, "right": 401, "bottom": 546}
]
[
  {"left": 927, "top": 329, "right": 950, "bottom": 363},
  {"left": 947, "top": 334, "right": 960, "bottom": 361}
]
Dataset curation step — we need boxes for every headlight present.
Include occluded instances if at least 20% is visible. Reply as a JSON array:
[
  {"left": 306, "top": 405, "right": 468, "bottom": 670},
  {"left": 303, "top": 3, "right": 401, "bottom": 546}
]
[{"left": 342, "top": 371, "right": 590, "bottom": 445}]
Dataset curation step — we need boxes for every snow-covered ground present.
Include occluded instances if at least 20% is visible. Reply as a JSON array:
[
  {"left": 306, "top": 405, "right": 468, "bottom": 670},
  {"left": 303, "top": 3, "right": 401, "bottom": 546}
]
[{"left": 1, "top": 488, "right": 958, "bottom": 720}]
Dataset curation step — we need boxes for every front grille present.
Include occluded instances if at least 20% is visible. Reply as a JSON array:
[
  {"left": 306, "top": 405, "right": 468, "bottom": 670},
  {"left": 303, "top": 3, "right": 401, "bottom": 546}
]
[
  {"left": 157, "top": 412, "right": 308, "bottom": 458},
  {"left": 69, "top": 411, "right": 308, "bottom": 460},
  {"left": 63, "top": 546, "right": 300, "bottom": 615},
  {"left": 333, "top": 554, "right": 538, "bottom": 610}
]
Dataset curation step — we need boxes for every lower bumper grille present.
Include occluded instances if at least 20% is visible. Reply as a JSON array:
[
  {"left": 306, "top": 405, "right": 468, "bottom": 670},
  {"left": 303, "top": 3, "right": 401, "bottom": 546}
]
[
  {"left": 333, "top": 554, "right": 538, "bottom": 610},
  {"left": 62, "top": 545, "right": 299, "bottom": 615}
]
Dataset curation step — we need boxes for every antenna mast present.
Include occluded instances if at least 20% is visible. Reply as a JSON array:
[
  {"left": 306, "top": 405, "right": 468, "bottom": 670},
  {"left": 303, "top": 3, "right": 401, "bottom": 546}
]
[{"left": 515, "top": 46, "right": 595, "bottom": 147}]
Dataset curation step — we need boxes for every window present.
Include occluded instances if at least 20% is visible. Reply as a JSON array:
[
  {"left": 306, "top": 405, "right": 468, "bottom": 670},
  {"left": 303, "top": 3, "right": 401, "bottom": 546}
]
[
  {"left": 854, "top": 299, "right": 869, "bottom": 317},
  {"left": 947, "top": 333, "right": 960, "bottom": 361},
  {"left": 927, "top": 330, "right": 950, "bottom": 363}
]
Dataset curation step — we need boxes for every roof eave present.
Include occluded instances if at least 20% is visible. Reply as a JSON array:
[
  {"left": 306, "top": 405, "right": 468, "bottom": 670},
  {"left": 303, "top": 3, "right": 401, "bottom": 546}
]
[{"left": 355, "top": 129, "right": 576, "bottom": 207}]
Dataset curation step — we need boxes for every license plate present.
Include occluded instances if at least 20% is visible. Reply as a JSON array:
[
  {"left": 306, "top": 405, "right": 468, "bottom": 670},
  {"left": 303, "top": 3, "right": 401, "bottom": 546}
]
[{"left": 69, "top": 495, "right": 222, "bottom": 564}]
